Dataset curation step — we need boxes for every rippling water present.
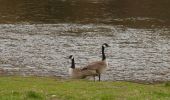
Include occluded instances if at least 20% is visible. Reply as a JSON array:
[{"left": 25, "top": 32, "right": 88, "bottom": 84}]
[
  {"left": 0, "top": 24, "right": 169, "bottom": 82},
  {"left": 0, "top": 0, "right": 169, "bottom": 82},
  {"left": 0, "top": 0, "right": 170, "bottom": 28}
]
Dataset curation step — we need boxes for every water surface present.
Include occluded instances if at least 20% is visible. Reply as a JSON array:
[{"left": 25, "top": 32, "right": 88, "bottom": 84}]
[
  {"left": 0, "top": 0, "right": 169, "bottom": 82},
  {"left": 0, "top": 0, "right": 170, "bottom": 28},
  {"left": 0, "top": 24, "right": 169, "bottom": 82}
]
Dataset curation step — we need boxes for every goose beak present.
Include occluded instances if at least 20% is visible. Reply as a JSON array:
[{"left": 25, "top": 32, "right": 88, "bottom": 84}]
[
  {"left": 67, "top": 56, "right": 71, "bottom": 59},
  {"left": 108, "top": 45, "right": 111, "bottom": 47}
]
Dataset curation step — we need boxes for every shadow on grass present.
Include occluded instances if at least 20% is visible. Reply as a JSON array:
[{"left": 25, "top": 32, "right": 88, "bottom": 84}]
[
  {"left": 26, "top": 91, "right": 43, "bottom": 100},
  {"left": 165, "top": 82, "right": 170, "bottom": 87},
  {"left": 154, "top": 92, "right": 170, "bottom": 98}
]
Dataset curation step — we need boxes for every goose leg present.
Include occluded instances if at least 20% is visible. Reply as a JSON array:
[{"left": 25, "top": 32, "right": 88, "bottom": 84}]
[
  {"left": 93, "top": 76, "right": 95, "bottom": 82},
  {"left": 99, "top": 74, "right": 101, "bottom": 81}
]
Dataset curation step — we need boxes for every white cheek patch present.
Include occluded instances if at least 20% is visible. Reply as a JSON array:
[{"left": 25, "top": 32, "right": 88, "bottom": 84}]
[
  {"left": 102, "top": 45, "right": 106, "bottom": 48},
  {"left": 71, "top": 56, "right": 74, "bottom": 59}
]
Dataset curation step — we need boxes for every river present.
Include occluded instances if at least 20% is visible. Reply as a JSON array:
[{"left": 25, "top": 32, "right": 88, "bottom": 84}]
[{"left": 0, "top": 0, "right": 169, "bottom": 82}]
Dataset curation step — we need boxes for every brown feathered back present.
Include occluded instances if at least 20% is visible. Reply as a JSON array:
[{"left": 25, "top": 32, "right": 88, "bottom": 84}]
[
  {"left": 84, "top": 60, "right": 107, "bottom": 73},
  {"left": 71, "top": 67, "right": 98, "bottom": 79}
]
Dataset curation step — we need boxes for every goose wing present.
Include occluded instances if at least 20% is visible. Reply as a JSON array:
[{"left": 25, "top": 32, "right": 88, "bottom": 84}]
[
  {"left": 83, "top": 61, "right": 107, "bottom": 70},
  {"left": 72, "top": 67, "right": 97, "bottom": 79}
]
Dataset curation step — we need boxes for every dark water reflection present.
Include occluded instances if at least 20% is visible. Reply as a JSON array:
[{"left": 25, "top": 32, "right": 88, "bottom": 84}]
[{"left": 0, "top": 0, "right": 170, "bottom": 28}]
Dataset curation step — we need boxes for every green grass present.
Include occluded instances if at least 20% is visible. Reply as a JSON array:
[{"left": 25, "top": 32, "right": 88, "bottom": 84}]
[{"left": 0, "top": 76, "right": 170, "bottom": 100}]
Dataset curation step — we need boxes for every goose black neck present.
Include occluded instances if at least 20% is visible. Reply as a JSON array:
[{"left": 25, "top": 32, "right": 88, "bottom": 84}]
[
  {"left": 102, "top": 46, "right": 106, "bottom": 61},
  {"left": 71, "top": 58, "right": 75, "bottom": 69}
]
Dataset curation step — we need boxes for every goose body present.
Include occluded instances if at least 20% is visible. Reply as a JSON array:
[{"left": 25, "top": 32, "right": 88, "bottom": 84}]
[
  {"left": 69, "top": 67, "right": 97, "bottom": 79},
  {"left": 84, "top": 60, "right": 108, "bottom": 74},
  {"left": 68, "top": 55, "right": 98, "bottom": 79},
  {"left": 83, "top": 43, "right": 110, "bottom": 81}
]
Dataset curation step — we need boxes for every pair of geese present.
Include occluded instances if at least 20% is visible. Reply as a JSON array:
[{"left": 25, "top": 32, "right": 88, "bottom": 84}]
[{"left": 68, "top": 43, "right": 110, "bottom": 81}]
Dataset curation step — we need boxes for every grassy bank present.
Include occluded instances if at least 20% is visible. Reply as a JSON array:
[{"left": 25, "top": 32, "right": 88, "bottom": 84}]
[{"left": 0, "top": 76, "right": 170, "bottom": 100}]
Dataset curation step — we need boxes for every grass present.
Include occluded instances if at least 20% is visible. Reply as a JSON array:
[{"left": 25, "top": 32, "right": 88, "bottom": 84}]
[{"left": 0, "top": 76, "right": 170, "bottom": 100}]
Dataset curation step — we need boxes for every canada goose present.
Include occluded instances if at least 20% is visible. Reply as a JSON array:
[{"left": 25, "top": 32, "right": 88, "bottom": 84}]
[
  {"left": 68, "top": 55, "right": 98, "bottom": 79},
  {"left": 83, "top": 43, "right": 110, "bottom": 81}
]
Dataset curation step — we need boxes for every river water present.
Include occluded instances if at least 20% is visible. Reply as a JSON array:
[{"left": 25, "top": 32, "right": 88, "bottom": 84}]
[
  {"left": 0, "top": 0, "right": 170, "bottom": 28},
  {"left": 0, "top": 0, "right": 169, "bottom": 82}
]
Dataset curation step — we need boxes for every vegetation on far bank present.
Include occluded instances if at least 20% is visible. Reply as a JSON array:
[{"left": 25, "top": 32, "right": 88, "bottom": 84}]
[{"left": 0, "top": 76, "right": 170, "bottom": 100}]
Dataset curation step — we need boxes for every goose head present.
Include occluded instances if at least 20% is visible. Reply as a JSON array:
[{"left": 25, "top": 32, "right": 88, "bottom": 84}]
[
  {"left": 69, "top": 55, "right": 74, "bottom": 60},
  {"left": 102, "top": 43, "right": 110, "bottom": 48}
]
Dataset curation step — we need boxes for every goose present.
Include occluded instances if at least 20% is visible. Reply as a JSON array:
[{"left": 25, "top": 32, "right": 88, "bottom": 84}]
[
  {"left": 68, "top": 55, "right": 98, "bottom": 79},
  {"left": 83, "top": 43, "right": 110, "bottom": 81}
]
